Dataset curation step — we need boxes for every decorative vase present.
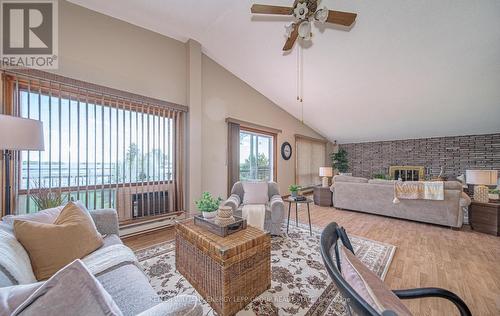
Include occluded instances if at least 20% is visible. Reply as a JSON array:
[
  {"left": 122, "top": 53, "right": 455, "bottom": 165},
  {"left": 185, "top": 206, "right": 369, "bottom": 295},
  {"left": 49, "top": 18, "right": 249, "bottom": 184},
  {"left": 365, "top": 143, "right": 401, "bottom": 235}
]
[
  {"left": 217, "top": 206, "right": 233, "bottom": 218},
  {"left": 473, "top": 185, "right": 489, "bottom": 203},
  {"left": 291, "top": 191, "right": 298, "bottom": 198},
  {"left": 202, "top": 211, "right": 217, "bottom": 219}
]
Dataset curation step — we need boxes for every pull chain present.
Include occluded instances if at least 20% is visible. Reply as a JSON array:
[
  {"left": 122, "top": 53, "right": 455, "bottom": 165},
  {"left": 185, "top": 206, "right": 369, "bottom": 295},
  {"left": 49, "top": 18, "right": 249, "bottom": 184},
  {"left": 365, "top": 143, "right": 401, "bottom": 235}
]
[
  {"left": 296, "top": 42, "right": 300, "bottom": 103},
  {"left": 300, "top": 44, "right": 304, "bottom": 123},
  {"left": 296, "top": 44, "right": 304, "bottom": 123}
]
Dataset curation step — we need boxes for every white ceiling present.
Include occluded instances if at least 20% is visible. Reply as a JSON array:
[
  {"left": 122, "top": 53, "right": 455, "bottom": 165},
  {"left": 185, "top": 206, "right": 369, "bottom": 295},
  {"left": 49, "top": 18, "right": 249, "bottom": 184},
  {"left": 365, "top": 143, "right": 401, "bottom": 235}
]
[{"left": 68, "top": 0, "right": 500, "bottom": 143}]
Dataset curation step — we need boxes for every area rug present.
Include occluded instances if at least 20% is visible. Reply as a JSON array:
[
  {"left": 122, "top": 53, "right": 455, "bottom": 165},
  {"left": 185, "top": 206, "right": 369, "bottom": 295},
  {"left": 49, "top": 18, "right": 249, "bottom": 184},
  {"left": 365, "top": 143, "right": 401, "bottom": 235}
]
[{"left": 135, "top": 224, "right": 396, "bottom": 316}]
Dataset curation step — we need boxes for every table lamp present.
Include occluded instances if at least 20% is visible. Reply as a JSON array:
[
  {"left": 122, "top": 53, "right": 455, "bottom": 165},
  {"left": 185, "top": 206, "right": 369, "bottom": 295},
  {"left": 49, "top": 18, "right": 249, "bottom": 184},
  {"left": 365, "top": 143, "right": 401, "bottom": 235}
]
[
  {"left": 319, "top": 167, "right": 333, "bottom": 188},
  {"left": 466, "top": 170, "right": 498, "bottom": 203},
  {"left": 0, "top": 114, "right": 45, "bottom": 215}
]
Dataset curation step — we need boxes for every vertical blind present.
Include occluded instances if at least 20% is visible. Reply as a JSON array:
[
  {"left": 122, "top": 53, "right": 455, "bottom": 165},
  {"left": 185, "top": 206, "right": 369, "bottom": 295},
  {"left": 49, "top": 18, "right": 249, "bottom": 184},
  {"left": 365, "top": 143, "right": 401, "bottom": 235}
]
[
  {"left": 1, "top": 69, "right": 186, "bottom": 218},
  {"left": 296, "top": 136, "right": 326, "bottom": 187}
]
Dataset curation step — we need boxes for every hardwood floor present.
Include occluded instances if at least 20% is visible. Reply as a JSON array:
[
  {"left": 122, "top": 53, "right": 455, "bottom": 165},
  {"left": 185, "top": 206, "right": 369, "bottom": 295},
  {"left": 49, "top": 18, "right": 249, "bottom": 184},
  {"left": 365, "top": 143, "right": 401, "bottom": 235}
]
[{"left": 124, "top": 204, "right": 500, "bottom": 316}]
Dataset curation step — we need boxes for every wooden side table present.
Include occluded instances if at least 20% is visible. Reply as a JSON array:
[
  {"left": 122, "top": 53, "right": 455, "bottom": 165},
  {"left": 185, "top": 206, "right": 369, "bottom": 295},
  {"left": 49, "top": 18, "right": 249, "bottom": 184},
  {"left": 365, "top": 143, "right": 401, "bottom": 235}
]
[
  {"left": 285, "top": 197, "right": 313, "bottom": 235},
  {"left": 313, "top": 186, "right": 333, "bottom": 207},
  {"left": 469, "top": 200, "right": 500, "bottom": 236}
]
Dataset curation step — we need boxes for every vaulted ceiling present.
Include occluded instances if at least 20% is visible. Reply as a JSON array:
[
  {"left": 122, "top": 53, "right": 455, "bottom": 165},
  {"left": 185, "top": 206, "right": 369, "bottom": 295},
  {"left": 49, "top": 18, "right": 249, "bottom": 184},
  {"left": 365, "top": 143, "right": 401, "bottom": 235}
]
[{"left": 68, "top": 0, "right": 500, "bottom": 143}]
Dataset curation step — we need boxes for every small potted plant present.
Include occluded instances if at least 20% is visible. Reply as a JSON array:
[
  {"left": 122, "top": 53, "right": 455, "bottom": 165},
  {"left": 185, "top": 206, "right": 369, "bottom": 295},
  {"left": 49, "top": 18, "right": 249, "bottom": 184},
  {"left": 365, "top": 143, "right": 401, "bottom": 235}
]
[
  {"left": 288, "top": 184, "right": 301, "bottom": 198},
  {"left": 489, "top": 189, "right": 500, "bottom": 201},
  {"left": 372, "top": 173, "right": 388, "bottom": 180},
  {"left": 195, "top": 192, "right": 223, "bottom": 219}
]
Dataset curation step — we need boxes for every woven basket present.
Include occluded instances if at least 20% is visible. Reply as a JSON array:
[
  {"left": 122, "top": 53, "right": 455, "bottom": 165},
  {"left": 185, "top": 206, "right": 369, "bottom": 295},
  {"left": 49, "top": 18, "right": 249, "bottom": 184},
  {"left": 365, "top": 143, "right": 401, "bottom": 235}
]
[{"left": 176, "top": 220, "right": 271, "bottom": 316}]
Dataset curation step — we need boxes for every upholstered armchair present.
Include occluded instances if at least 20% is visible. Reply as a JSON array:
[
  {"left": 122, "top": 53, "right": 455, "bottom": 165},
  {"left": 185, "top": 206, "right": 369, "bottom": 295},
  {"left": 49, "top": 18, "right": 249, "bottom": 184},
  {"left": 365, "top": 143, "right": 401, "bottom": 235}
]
[{"left": 223, "top": 181, "right": 285, "bottom": 235}]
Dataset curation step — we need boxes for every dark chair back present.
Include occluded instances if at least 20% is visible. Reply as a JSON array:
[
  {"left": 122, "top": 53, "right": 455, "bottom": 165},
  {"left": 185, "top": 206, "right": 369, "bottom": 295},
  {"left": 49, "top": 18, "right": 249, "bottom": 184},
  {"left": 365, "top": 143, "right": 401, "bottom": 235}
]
[
  {"left": 320, "top": 222, "right": 382, "bottom": 316},
  {"left": 320, "top": 222, "right": 472, "bottom": 316}
]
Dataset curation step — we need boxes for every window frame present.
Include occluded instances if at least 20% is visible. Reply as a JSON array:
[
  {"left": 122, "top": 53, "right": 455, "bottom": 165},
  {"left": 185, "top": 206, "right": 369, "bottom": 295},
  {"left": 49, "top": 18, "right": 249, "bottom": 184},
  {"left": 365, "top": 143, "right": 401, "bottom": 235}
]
[
  {"left": 14, "top": 85, "right": 174, "bottom": 196},
  {"left": 2, "top": 71, "right": 185, "bottom": 218}
]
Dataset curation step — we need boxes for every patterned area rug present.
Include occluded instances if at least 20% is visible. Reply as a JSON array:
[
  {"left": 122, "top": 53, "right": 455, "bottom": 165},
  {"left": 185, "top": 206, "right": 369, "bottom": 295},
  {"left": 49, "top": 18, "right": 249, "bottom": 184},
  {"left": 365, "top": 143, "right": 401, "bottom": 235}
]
[{"left": 135, "top": 224, "right": 395, "bottom": 315}]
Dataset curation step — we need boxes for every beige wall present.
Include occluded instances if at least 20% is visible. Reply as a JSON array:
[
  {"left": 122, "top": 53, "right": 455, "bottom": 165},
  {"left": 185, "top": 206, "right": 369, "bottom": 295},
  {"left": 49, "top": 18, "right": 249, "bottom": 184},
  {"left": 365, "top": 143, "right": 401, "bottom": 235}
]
[
  {"left": 55, "top": 0, "right": 187, "bottom": 105},
  {"left": 186, "top": 40, "right": 203, "bottom": 210},
  {"left": 201, "top": 55, "right": 326, "bottom": 198}
]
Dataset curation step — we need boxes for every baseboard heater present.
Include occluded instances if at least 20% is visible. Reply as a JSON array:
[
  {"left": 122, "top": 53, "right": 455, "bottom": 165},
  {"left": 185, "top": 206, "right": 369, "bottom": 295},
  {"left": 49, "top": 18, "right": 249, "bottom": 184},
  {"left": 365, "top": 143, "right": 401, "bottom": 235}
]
[
  {"left": 132, "top": 191, "right": 169, "bottom": 219},
  {"left": 119, "top": 212, "right": 185, "bottom": 238}
]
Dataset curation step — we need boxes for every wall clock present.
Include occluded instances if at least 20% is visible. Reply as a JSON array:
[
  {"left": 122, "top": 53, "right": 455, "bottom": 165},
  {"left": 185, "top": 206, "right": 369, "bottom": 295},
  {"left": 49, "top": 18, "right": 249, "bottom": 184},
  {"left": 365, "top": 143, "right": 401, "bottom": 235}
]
[{"left": 281, "top": 142, "right": 292, "bottom": 160}]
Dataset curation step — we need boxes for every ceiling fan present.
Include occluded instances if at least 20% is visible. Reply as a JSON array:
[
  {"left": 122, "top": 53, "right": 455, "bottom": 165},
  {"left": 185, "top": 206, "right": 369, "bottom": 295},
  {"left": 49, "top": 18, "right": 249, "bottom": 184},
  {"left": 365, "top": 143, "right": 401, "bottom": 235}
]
[{"left": 251, "top": 0, "right": 357, "bottom": 51}]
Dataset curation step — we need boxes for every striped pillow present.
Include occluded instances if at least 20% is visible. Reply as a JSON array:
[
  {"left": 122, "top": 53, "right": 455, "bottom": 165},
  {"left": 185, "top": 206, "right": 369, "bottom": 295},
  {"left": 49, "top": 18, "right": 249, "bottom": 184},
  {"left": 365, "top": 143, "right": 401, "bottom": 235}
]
[{"left": 339, "top": 245, "right": 412, "bottom": 315}]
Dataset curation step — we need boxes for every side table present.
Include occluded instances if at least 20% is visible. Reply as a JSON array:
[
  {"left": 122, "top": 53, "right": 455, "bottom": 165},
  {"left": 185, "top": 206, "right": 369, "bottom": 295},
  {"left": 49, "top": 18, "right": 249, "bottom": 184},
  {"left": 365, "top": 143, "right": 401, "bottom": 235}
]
[
  {"left": 469, "top": 200, "right": 500, "bottom": 236},
  {"left": 285, "top": 197, "right": 313, "bottom": 235},
  {"left": 313, "top": 186, "right": 332, "bottom": 206}
]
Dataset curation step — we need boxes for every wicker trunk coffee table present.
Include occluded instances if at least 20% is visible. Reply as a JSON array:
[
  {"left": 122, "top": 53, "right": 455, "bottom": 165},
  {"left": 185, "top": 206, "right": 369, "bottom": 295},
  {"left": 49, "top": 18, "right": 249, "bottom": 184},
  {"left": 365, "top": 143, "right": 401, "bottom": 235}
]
[{"left": 175, "top": 219, "right": 271, "bottom": 316}]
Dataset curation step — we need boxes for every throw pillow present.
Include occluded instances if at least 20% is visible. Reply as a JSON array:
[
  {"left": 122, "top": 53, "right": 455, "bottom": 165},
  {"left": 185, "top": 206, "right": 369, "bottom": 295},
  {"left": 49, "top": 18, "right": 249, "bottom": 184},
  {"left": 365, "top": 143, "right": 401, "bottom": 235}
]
[
  {"left": 339, "top": 245, "right": 412, "bottom": 315},
  {"left": 2, "top": 205, "right": 64, "bottom": 226},
  {"left": 0, "top": 228, "right": 37, "bottom": 285},
  {"left": 1, "top": 259, "right": 122, "bottom": 316},
  {"left": 14, "top": 201, "right": 104, "bottom": 281},
  {"left": 368, "top": 179, "right": 398, "bottom": 185},
  {"left": 242, "top": 182, "right": 269, "bottom": 204},
  {"left": 0, "top": 282, "right": 42, "bottom": 314}
]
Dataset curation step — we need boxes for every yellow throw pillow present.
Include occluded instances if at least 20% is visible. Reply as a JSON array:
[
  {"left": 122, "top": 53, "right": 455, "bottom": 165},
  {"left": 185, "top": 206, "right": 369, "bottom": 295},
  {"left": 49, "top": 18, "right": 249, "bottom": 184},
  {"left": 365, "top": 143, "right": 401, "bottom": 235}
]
[{"left": 14, "top": 202, "right": 104, "bottom": 281}]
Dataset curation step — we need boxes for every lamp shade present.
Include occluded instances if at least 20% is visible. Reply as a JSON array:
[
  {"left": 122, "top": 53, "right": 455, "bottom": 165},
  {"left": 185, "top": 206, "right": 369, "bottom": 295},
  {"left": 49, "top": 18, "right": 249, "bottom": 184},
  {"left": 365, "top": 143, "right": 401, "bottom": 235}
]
[
  {"left": 319, "top": 167, "right": 333, "bottom": 177},
  {"left": 0, "top": 114, "right": 44, "bottom": 150},
  {"left": 465, "top": 170, "right": 498, "bottom": 186}
]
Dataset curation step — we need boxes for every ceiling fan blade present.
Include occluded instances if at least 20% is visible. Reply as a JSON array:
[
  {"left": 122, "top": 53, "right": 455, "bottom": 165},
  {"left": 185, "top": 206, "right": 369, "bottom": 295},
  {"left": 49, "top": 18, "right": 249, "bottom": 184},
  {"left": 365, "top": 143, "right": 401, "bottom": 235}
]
[
  {"left": 326, "top": 10, "right": 357, "bottom": 26},
  {"left": 251, "top": 4, "right": 293, "bottom": 15},
  {"left": 283, "top": 24, "right": 299, "bottom": 51}
]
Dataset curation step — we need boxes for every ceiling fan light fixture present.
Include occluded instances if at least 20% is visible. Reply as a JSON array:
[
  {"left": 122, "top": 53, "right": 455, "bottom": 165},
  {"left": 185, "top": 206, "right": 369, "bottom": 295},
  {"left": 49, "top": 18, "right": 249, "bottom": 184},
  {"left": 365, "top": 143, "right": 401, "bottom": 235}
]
[
  {"left": 315, "top": 7, "right": 329, "bottom": 23},
  {"left": 294, "top": 2, "right": 309, "bottom": 20},
  {"left": 285, "top": 22, "right": 295, "bottom": 38},
  {"left": 298, "top": 21, "right": 312, "bottom": 40}
]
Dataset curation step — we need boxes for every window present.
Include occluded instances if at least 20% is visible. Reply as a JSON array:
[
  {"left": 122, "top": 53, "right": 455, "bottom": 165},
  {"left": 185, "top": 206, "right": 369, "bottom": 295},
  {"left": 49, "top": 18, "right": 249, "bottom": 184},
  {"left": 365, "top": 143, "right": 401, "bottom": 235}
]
[
  {"left": 2, "top": 71, "right": 185, "bottom": 219},
  {"left": 227, "top": 119, "right": 279, "bottom": 194},
  {"left": 239, "top": 129, "right": 274, "bottom": 182},
  {"left": 295, "top": 135, "right": 327, "bottom": 188}
]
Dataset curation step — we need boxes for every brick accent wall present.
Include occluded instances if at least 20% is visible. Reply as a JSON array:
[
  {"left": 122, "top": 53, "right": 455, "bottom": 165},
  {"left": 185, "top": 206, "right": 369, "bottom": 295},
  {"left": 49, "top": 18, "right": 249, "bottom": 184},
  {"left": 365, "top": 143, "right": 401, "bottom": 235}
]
[{"left": 339, "top": 133, "right": 500, "bottom": 181}]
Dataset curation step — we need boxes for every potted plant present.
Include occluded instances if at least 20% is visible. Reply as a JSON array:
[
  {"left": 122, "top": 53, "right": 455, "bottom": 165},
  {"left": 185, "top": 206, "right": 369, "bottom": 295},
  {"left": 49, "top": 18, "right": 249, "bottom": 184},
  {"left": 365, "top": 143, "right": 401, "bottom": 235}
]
[
  {"left": 288, "top": 184, "right": 301, "bottom": 198},
  {"left": 330, "top": 148, "right": 349, "bottom": 175},
  {"left": 195, "top": 192, "right": 223, "bottom": 219},
  {"left": 31, "top": 180, "right": 68, "bottom": 210},
  {"left": 372, "top": 173, "right": 388, "bottom": 180},
  {"left": 489, "top": 189, "right": 500, "bottom": 201}
]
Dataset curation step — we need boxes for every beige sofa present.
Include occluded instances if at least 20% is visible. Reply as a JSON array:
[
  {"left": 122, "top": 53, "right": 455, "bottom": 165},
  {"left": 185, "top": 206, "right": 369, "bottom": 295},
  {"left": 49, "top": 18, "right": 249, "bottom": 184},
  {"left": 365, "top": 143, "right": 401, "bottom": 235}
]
[{"left": 330, "top": 176, "right": 469, "bottom": 228}]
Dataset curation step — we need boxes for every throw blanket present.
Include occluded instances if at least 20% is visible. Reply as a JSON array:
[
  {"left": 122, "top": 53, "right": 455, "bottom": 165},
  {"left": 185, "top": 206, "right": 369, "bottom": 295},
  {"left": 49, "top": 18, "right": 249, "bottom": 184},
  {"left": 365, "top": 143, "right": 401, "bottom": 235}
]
[
  {"left": 393, "top": 181, "right": 444, "bottom": 204},
  {"left": 82, "top": 244, "right": 139, "bottom": 276},
  {"left": 242, "top": 204, "right": 266, "bottom": 230}
]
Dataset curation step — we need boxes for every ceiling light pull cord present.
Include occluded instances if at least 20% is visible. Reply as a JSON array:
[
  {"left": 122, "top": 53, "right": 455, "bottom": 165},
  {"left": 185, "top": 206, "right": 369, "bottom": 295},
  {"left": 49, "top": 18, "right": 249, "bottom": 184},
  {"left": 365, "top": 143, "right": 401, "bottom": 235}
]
[
  {"left": 296, "top": 42, "right": 300, "bottom": 103},
  {"left": 295, "top": 41, "right": 304, "bottom": 123},
  {"left": 299, "top": 44, "right": 304, "bottom": 123}
]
